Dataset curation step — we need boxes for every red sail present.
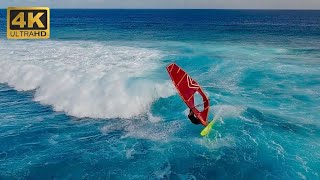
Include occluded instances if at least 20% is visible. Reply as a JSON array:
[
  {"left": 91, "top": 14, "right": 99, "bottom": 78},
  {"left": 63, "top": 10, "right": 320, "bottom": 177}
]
[{"left": 166, "top": 63, "right": 209, "bottom": 126}]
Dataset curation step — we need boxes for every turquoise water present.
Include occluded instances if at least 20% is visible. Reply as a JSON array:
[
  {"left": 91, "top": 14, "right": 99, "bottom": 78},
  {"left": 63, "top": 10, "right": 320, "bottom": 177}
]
[{"left": 0, "top": 10, "right": 320, "bottom": 179}]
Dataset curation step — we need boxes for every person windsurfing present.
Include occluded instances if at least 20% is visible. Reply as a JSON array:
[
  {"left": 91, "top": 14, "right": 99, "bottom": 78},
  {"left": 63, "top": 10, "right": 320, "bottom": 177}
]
[
  {"left": 167, "top": 63, "right": 219, "bottom": 136},
  {"left": 188, "top": 109, "right": 201, "bottom": 125},
  {"left": 166, "top": 63, "right": 209, "bottom": 127}
]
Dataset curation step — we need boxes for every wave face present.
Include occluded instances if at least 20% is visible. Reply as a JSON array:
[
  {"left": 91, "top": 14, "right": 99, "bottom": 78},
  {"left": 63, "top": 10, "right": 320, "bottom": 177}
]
[{"left": 0, "top": 41, "right": 174, "bottom": 119}]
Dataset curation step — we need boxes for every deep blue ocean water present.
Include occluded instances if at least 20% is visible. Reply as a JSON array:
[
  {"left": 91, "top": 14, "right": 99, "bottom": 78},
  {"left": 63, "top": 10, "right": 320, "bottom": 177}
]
[{"left": 0, "top": 10, "right": 320, "bottom": 179}]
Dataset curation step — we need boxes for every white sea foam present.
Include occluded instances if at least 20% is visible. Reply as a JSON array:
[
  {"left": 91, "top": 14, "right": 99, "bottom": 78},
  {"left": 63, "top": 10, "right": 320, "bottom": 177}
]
[
  {"left": 121, "top": 121, "right": 181, "bottom": 142},
  {"left": 196, "top": 135, "right": 236, "bottom": 150},
  {"left": 0, "top": 40, "right": 175, "bottom": 119},
  {"left": 212, "top": 105, "right": 245, "bottom": 118}
]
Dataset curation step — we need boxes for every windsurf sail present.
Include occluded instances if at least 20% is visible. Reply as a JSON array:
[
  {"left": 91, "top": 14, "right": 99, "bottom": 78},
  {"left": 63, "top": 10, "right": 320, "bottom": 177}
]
[{"left": 166, "top": 63, "right": 210, "bottom": 126}]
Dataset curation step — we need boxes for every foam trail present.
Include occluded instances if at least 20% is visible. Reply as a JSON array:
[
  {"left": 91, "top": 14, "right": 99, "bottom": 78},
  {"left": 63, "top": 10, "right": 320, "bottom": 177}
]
[{"left": 0, "top": 41, "right": 175, "bottom": 119}]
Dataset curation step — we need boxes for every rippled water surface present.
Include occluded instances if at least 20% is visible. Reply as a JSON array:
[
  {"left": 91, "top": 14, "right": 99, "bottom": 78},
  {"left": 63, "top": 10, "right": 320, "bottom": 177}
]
[{"left": 0, "top": 10, "right": 319, "bottom": 179}]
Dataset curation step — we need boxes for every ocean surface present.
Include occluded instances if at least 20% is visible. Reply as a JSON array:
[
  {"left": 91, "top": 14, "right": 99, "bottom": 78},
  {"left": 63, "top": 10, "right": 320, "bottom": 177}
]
[{"left": 0, "top": 9, "right": 320, "bottom": 179}]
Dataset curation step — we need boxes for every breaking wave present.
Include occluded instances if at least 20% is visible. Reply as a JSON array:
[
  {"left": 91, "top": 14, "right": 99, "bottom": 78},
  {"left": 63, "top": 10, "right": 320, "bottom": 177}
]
[{"left": 0, "top": 40, "right": 175, "bottom": 119}]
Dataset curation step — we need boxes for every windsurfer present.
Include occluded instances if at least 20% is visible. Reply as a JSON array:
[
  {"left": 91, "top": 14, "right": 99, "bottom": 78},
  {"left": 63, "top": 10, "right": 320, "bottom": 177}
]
[{"left": 188, "top": 109, "right": 201, "bottom": 125}]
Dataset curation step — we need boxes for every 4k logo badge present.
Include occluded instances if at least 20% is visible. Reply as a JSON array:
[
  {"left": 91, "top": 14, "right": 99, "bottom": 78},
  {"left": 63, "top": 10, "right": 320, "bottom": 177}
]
[{"left": 7, "top": 7, "right": 50, "bottom": 39}]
